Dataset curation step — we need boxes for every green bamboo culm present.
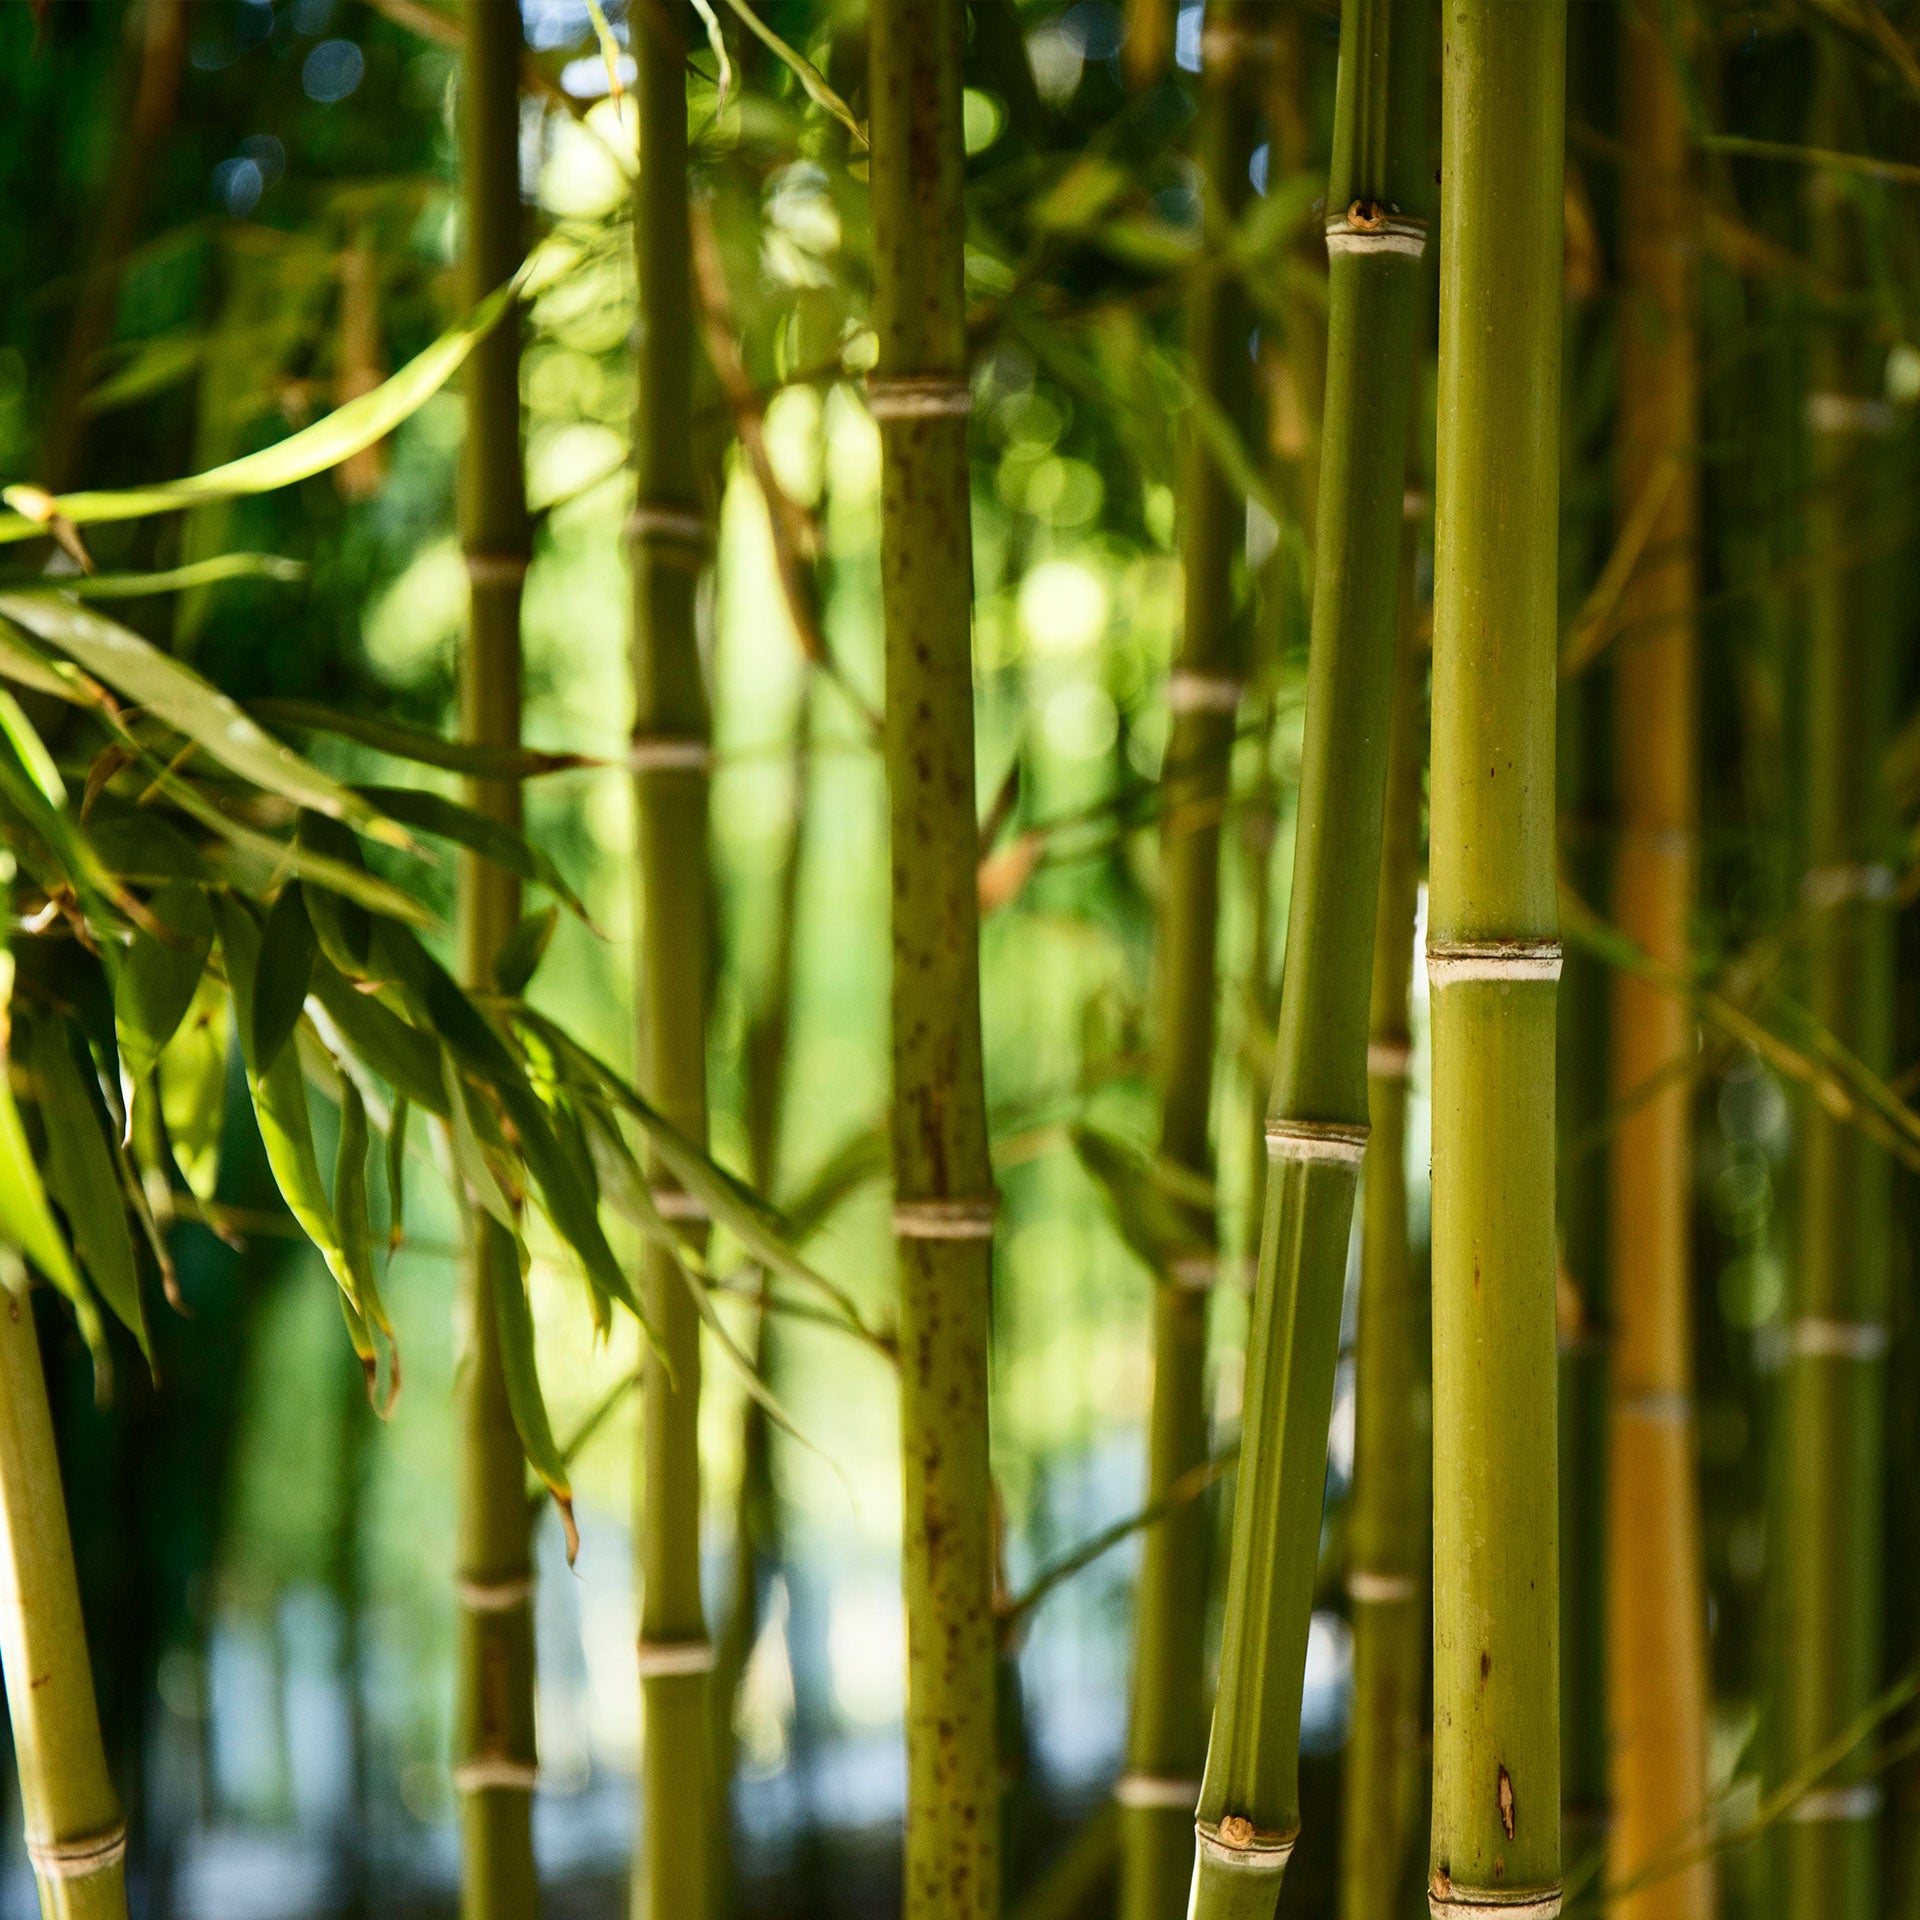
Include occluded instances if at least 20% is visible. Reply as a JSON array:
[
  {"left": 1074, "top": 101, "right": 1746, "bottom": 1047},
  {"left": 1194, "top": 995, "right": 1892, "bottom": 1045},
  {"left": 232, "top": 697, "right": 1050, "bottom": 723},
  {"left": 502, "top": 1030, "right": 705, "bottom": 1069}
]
[
  {"left": 1770, "top": 41, "right": 1897, "bottom": 1920},
  {"left": 453, "top": 5, "right": 540, "bottom": 1914},
  {"left": 1186, "top": 1, "right": 1429, "bottom": 1913},
  {"left": 628, "top": 4, "right": 717, "bottom": 1916},
  {"left": 1337, "top": 409, "right": 1430, "bottom": 1917},
  {"left": 869, "top": 1, "right": 1000, "bottom": 1914},
  {"left": 1116, "top": 4, "right": 1265, "bottom": 1913},
  {"left": 1426, "top": 4, "right": 1566, "bottom": 1915},
  {"left": 0, "top": 1258, "right": 128, "bottom": 1920}
]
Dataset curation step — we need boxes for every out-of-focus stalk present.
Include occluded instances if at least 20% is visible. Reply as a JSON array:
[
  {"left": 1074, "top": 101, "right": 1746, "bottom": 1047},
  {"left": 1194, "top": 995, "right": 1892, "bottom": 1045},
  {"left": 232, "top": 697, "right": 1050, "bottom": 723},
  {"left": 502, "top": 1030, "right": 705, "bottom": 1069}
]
[
  {"left": 869, "top": 2, "right": 1000, "bottom": 1914},
  {"left": 1186, "top": 1, "right": 1428, "bottom": 1913},
  {"left": 1116, "top": 4, "right": 1264, "bottom": 1913},
  {"left": 1606, "top": 9, "right": 1712, "bottom": 1917},
  {"left": 452, "top": 7, "right": 539, "bottom": 1914},
  {"left": 1426, "top": 5, "right": 1566, "bottom": 1915}
]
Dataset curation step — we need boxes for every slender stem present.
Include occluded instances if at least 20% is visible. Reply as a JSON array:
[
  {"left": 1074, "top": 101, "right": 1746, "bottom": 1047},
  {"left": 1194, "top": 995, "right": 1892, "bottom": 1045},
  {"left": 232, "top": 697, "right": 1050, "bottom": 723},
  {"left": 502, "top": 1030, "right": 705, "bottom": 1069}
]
[
  {"left": 628, "top": 6, "right": 715, "bottom": 1919},
  {"left": 0, "top": 1281, "right": 128, "bottom": 1920},
  {"left": 1189, "top": 2, "right": 1428, "bottom": 1914},
  {"left": 1119, "top": 2, "right": 1264, "bottom": 1910},
  {"left": 454, "top": 6, "right": 538, "bottom": 1914},
  {"left": 1338, "top": 370, "right": 1430, "bottom": 1919},
  {"left": 1606, "top": 9, "right": 1713, "bottom": 1917},
  {"left": 1772, "top": 38, "right": 1898, "bottom": 1920},
  {"left": 869, "top": 1, "right": 999, "bottom": 1913},
  {"left": 1427, "top": 3, "right": 1566, "bottom": 1911}
]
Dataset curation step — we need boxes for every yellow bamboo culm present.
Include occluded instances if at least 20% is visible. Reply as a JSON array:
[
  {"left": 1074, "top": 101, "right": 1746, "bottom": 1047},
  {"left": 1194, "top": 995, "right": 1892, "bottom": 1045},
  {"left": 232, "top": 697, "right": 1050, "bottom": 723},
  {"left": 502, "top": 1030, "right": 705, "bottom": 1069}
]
[{"left": 1605, "top": 8, "right": 1713, "bottom": 1918}]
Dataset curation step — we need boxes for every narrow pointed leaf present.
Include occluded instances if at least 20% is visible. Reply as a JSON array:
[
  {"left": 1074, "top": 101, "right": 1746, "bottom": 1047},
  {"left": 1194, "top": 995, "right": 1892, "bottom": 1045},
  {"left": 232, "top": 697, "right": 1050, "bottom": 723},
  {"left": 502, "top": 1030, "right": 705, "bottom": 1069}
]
[
  {"left": 336, "top": 1076, "right": 398, "bottom": 1412},
  {"left": 493, "top": 905, "right": 560, "bottom": 998},
  {"left": 249, "top": 700, "right": 596, "bottom": 780},
  {"left": 358, "top": 785, "right": 593, "bottom": 924},
  {"left": 115, "top": 880, "right": 214, "bottom": 1081},
  {"left": 251, "top": 887, "right": 317, "bottom": 1073},
  {"left": 386, "top": 1097, "right": 409, "bottom": 1255}
]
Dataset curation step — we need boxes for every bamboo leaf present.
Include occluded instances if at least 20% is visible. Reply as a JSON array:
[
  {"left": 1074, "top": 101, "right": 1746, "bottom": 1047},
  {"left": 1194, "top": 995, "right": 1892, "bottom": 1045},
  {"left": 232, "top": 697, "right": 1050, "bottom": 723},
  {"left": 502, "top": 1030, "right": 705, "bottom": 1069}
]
[
  {"left": 386, "top": 1096, "right": 409, "bottom": 1255},
  {"left": 336, "top": 1076, "right": 398, "bottom": 1413},
  {"left": 492, "top": 906, "right": 559, "bottom": 998},
  {"left": 1070, "top": 1122, "right": 1213, "bottom": 1279},
  {"left": 3, "top": 554, "right": 305, "bottom": 600},
  {"left": 358, "top": 785, "right": 593, "bottom": 924},
  {"left": 716, "top": 0, "right": 868, "bottom": 148},
  {"left": 115, "top": 880, "right": 214, "bottom": 1080},
  {"left": 0, "top": 257, "right": 550, "bottom": 544},
  {"left": 0, "top": 969, "right": 90, "bottom": 1317},
  {"left": 250, "top": 700, "right": 597, "bottom": 780},
  {"left": 0, "top": 595, "right": 414, "bottom": 846},
  {"left": 0, "top": 687, "right": 66, "bottom": 807},
  {"left": 251, "top": 887, "right": 317, "bottom": 1073},
  {"left": 156, "top": 975, "right": 229, "bottom": 1205},
  {"left": 308, "top": 955, "right": 448, "bottom": 1115},
  {"left": 23, "top": 1015, "right": 149, "bottom": 1360}
]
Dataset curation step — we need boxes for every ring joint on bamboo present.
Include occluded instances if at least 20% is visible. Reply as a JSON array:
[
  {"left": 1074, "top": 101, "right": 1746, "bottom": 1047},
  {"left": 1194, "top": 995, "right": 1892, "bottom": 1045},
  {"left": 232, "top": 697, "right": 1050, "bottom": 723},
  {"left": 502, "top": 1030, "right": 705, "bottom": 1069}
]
[
  {"left": 1800, "top": 862, "right": 1896, "bottom": 909},
  {"left": 1199, "top": 18, "right": 1277, "bottom": 66},
  {"left": 629, "top": 735, "right": 714, "bottom": 773},
  {"left": 1426, "top": 939, "right": 1564, "bottom": 986},
  {"left": 625, "top": 504, "right": 712, "bottom": 550},
  {"left": 1428, "top": 1892, "right": 1562, "bottom": 1920},
  {"left": 456, "top": 1573, "right": 535, "bottom": 1611},
  {"left": 1325, "top": 210, "right": 1427, "bottom": 259},
  {"left": 1166, "top": 670, "right": 1245, "bottom": 715},
  {"left": 454, "top": 1757, "right": 539, "bottom": 1793},
  {"left": 1264, "top": 1118, "right": 1370, "bottom": 1167},
  {"left": 867, "top": 375, "right": 973, "bottom": 420},
  {"left": 1168, "top": 1252, "right": 1219, "bottom": 1292},
  {"left": 465, "top": 550, "right": 529, "bottom": 587},
  {"left": 636, "top": 1636, "right": 717, "bottom": 1677},
  {"left": 650, "top": 1187, "right": 708, "bottom": 1223},
  {"left": 1346, "top": 1566, "right": 1417, "bottom": 1604},
  {"left": 1194, "top": 1815, "right": 1297, "bottom": 1871},
  {"left": 1615, "top": 1388, "right": 1693, "bottom": 1425},
  {"left": 1804, "top": 391, "right": 1896, "bottom": 438},
  {"left": 893, "top": 1196, "right": 999, "bottom": 1240},
  {"left": 1403, "top": 488, "right": 1430, "bottom": 521},
  {"left": 1787, "top": 1782, "right": 1882, "bottom": 1823},
  {"left": 1367, "top": 1038, "right": 1413, "bottom": 1080},
  {"left": 1112, "top": 1772, "right": 1200, "bottom": 1810},
  {"left": 1787, "top": 1317, "right": 1889, "bottom": 1363},
  {"left": 25, "top": 1823, "right": 128, "bottom": 1879}
]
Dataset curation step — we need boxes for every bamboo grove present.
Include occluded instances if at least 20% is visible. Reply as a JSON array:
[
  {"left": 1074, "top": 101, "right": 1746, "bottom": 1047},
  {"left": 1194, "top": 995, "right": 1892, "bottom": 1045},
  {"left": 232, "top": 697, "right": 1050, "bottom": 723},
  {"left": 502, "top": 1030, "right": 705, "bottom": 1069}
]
[{"left": 2, "top": 3, "right": 1920, "bottom": 1920}]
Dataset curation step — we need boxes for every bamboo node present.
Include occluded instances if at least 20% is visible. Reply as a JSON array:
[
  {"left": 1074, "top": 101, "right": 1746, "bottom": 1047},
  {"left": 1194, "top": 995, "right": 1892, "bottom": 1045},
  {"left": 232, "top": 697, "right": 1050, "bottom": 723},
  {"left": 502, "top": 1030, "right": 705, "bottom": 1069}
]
[
  {"left": 893, "top": 1196, "right": 998, "bottom": 1240},
  {"left": 456, "top": 1573, "right": 535, "bottom": 1611},
  {"left": 1800, "top": 863, "right": 1895, "bottom": 910},
  {"left": 1426, "top": 940, "right": 1562, "bottom": 986},
  {"left": 1199, "top": 18, "right": 1278, "bottom": 66},
  {"left": 1786, "top": 1781, "right": 1882, "bottom": 1823},
  {"left": 867, "top": 375, "right": 973, "bottom": 420},
  {"left": 1113, "top": 1772, "right": 1200, "bottom": 1809},
  {"left": 1367, "top": 1038, "right": 1413, "bottom": 1079},
  {"left": 1347, "top": 1566, "right": 1417, "bottom": 1604},
  {"left": 1265, "top": 1118, "right": 1370, "bottom": 1167},
  {"left": 650, "top": 1187, "right": 708, "bottom": 1223},
  {"left": 465, "top": 550, "right": 529, "bottom": 587},
  {"left": 629, "top": 735, "right": 714, "bottom": 773},
  {"left": 636, "top": 1636, "right": 717, "bottom": 1677},
  {"left": 1614, "top": 1389, "right": 1692, "bottom": 1424},
  {"left": 1403, "top": 488, "right": 1431, "bottom": 522},
  {"left": 453, "top": 1756, "right": 539, "bottom": 1793},
  {"left": 1787, "top": 1317, "right": 1889, "bottom": 1363},
  {"left": 625, "top": 504, "right": 713, "bottom": 552},
  {"left": 1428, "top": 1891, "right": 1562, "bottom": 1919},
  {"left": 1166, "top": 670, "right": 1245, "bottom": 715},
  {"left": 25, "top": 1823, "right": 128, "bottom": 1879},
  {"left": 1325, "top": 213, "right": 1428, "bottom": 259},
  {"left": 1168, "top": 1252, "right": 1220, "bottom": 1291},
  {"left": 1195, "top": 1815, "right": 1296, "bottom": 1869},
  {"left": 1804, "top": 392, "right": 1896, "bottom": 439}
]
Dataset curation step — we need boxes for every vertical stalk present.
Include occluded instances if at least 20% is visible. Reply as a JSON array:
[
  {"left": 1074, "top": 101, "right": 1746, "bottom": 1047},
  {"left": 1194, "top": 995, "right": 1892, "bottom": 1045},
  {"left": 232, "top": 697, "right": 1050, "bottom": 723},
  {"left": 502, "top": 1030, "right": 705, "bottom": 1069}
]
[
  {"left": 628, "top": 7, "right": 715, "bottom": 1920},
  {"left": 1772, "top": 42, "right": 1896, "bottom": 1920},
  {"left": 1606, "top": 11, "right": 1711, "bottom": 1917},
  {"left": 1117, "top": 4, "right": 1264, "bottom": 1913},
  {"left": 868, "top": 3, "right": 999, "bottom": 1914},
  {"left": 1337, "top": 380, "right": 1429, "bottom": 1919},
  {"left": 453, "top": 7, "right": 538, "bottom": 1915},
  {"left": 1187, "top": 1, "right": 1428, "bottom": 1914},
  {"left": 0, "top": 1280, "right": 127, "bottom": 1920},
  {"left": 1427, "top": 5, "right": 1566, "bottom": 1915}
]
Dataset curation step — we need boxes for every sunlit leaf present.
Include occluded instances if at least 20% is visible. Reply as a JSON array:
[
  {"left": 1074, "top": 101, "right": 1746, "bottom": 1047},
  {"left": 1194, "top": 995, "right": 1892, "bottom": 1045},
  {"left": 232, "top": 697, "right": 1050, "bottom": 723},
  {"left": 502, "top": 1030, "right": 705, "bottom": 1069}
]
[
  {"left": 493, "top": 905, "right": 559, "bottom": 998},
  {"left": 115, "top": 880, "right": 214, "bottom": 1081},
  {"left": 359, "top": 785, "right": 593, "bottom": 924},
  {"left": 251, "top": 886, "right": 317, "bottom": 1073}
]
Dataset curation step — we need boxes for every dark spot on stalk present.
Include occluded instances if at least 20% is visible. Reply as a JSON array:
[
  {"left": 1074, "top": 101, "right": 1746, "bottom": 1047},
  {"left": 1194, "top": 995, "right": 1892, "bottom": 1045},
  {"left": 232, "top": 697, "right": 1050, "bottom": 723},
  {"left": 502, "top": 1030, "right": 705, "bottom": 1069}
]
[{"left": 1480, "top": 1650, "right": 1491, "bottom": 1684}]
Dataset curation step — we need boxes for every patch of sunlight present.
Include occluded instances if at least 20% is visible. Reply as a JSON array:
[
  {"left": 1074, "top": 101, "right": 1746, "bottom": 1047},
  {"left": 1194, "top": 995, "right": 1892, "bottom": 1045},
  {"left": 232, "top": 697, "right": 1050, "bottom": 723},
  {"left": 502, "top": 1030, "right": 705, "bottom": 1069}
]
[
  {"left": 1042, "top": 679, "right": 1119, "bottom": 761},
  {"left": 527, "top": 420, "right": 625, "bottom": 512},
  {"left": 538, "top": 96, "right": 636, "bottom": 221},
  {"left": 828, "top": 1577, "right": 905, "bottom": 1728},
  {"left": 736, "top": 1578, "right": 797, "bottom": 1776},
  {"left": 1018, "top": 557, "right": 1110, "bottom": 658},
  {"left": 963, "top": 88, "right": 1005, "bottom": 155},
  {"left": 581, "top": 1582, "right": 640, "bottom": 1772},
  {"left": 825, "top": 383, "right": 881, "bottom": 503},
  {"left": 764, "top": 383, "right": 825, "bottom": 507},
  {"left": 362, "top": 536, "right": 463, "bottom": 682}
]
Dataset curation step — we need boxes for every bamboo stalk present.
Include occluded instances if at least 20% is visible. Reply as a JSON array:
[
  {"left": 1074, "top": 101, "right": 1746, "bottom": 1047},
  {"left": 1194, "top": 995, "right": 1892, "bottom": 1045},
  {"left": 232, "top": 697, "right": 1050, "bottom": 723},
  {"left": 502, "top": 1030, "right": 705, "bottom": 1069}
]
[
  {"left": 628, "top": 6, "right": 715, "bottom": 1919},
  {"left": 0, "top": 1275, "right": 128, "bottom": 1920},
  {"left": 1427, "top": 4, "right": 1566, "bottom": 1914},
  {"left": 1118, "top": 2, "right": 1265, "bottom": 1910},
  {"left": 1771, "top": 40, "right": 1897, "bottom": 1920},
  {"left": 868, "top": 2, "right": 999, "bottom": 1913},
  {"left": 1187, "top": 2, "right": 1428, "bottom": 1913},
  {"left": 1605, "top": 10, "right": 1712, "bottom": 1916},
  {"left": 453, "top": 6, "right": 539, "bottom": 1914},
  {"left": 1337, "top": 390, "right": 1429, "bottom": 1920},
  {"left": 1124, "top": 0, "right": 1177, "bottom": 92}
]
